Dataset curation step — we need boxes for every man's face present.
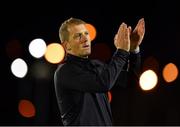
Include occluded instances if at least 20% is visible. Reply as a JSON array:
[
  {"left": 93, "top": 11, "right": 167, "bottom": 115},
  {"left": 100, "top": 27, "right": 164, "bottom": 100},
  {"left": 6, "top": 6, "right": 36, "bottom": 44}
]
[{"left": 66, "top": 24, "right": 91, "bottom": 58}]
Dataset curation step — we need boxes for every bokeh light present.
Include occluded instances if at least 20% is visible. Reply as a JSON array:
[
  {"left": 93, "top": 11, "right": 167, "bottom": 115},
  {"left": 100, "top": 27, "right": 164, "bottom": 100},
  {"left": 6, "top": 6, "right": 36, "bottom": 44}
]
[
  {"left": 163, "top": 63, "right": 178, "bottom": 83},
  {"left": 139, "top": 70, "right": 158, "bottom": 91},
  {"left": 44, "top": 43, "right": 65, "bottom": 64},
  {"left": 29, "top": 38, "right": 47, "bottom": 58},
  {"left": 142, "top": 56, "right": 159, "bottom": 73},
  {"left": 90, "top": 43, "right": 111, "bottom": 62},
  {"left": 108, "top": 91, "right": 112, "bottom": 103},
  {"left": 6, "top": 39, "right": 23, "bottom": 59},
  {"left": 85, "top": 23, "right": 97, "bottom": 41},
  {"left": 11, "top": 58, "right": 28, "bottom": 78},
  {"left": 18, "top": 99, "right": 36, "bottom": 118},
  {"left": 30, "top": 61, "right": 52, "bottom": 79}
]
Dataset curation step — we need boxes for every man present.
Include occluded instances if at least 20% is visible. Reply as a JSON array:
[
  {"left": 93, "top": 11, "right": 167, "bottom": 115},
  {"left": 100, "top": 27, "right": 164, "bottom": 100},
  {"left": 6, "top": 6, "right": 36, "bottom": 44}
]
[{"left": 54, "top": 17, "right": 145, "bottom": 125}]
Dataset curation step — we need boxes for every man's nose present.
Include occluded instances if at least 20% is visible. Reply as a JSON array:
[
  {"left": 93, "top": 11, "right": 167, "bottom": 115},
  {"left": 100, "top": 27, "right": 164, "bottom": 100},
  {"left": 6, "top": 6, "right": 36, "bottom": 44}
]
[{"left": 80, "top": 34, "right": 88, "bottom": 42}]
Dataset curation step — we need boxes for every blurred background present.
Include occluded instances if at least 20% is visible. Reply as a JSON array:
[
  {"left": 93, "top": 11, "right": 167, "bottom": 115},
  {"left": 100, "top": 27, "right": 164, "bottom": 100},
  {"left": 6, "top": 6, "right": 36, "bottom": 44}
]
[{"left": 0, "top": 0, "right": 179, "bottom": 125}]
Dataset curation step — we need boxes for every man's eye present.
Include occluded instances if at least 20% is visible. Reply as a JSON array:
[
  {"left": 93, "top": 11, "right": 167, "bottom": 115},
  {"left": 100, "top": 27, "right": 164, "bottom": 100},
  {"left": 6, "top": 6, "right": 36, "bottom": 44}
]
[
  {"left": 85, "top": 32, "right": 89, "bottom": 35},
  {"left": 78, "top": 33, "right": 82, "bottom": 37},
  {"left": 74, "top": 34, "right": 81, "bottom": 39},
  {"left": 73, "top": 32, "right": 88, "bottom": 40}
]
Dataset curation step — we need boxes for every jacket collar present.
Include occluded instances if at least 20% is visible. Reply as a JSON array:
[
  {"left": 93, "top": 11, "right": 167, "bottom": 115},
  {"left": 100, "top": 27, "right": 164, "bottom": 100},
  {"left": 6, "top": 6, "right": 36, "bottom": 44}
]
[{"left": 65, "top": 54, "right": 90, "bottom": 63}]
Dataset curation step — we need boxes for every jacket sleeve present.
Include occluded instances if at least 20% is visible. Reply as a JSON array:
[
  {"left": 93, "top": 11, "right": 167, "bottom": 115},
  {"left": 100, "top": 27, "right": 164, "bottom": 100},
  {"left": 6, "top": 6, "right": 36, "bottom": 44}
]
[
  {"left": 54, "top": 49, "right": 129, "bottom": 93},
  {"left": 113, "top": 51, "right": 141, "bottom": 88},
  {"left": 128, "top": 52, "right": 141, "bottom": 87}
]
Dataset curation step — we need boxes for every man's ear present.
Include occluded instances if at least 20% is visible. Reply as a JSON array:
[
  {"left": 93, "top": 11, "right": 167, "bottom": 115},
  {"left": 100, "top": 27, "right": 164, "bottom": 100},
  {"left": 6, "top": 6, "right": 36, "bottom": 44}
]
[{"left": 62, "top": 41, "right": 71, "bottom": 51}]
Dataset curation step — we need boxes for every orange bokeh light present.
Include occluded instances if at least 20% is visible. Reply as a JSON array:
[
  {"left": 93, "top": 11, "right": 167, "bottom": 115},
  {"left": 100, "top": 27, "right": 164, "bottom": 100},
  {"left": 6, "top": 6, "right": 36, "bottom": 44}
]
[
  {"left": 18, "top": 99, "right": 36, "bottom": 118},
  {"left": 85, "top": 23, "right": 97, "bottom": 41},
  {"left": 44, "top": 43, "right": 65, "bottom": 64},
  {"left": 163, "top": 63, "right": 178, "bottom": 83}
]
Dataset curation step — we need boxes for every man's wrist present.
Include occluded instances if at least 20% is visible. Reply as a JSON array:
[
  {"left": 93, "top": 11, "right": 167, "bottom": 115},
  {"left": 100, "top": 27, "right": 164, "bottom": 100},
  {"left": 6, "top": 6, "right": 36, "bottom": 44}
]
[{"left": 130, "top": 46, "right": 140, "bottom": 54}]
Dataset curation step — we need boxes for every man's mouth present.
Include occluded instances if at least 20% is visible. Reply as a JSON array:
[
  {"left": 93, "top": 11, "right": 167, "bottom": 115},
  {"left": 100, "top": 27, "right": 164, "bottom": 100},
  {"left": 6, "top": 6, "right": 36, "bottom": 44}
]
[{"left": 82, "top": 45, "right": 90, "bottom": 48}]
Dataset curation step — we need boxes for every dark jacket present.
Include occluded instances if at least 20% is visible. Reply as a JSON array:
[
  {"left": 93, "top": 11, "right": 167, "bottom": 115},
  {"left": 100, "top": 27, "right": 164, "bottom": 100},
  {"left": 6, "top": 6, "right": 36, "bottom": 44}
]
[{"left": 54, "top": 49, "right": 141, "bottom": 125}]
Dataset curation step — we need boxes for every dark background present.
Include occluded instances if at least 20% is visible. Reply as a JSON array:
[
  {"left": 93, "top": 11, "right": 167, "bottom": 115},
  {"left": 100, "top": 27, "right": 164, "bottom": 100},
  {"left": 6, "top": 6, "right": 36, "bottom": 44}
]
[{"left": 0, "top": 0, "right": 179, "bottom": 125}]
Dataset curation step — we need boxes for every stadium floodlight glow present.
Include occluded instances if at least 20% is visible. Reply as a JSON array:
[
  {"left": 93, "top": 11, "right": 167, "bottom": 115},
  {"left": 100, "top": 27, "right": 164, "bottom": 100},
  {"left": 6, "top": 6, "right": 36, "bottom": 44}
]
[
  {"left": 11, "top": 58, "right": 28, "bottom": 78},
  {"left": 139, "top": 70, "right": 158, "bottom": 91},
  {"left": 29, "top": 38, "right": 47, "bottom": 58}
]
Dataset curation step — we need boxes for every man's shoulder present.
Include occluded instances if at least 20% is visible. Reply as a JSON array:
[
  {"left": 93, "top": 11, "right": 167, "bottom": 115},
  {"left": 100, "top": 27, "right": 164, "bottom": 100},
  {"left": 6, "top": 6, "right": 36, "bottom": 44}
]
[
  {"left": 56, "top": 63, "right": 66, "bottom": 71},
  {"left": 55, "top": 62, "right": 68, "bottom": 76},
  {"left": 55, "top": 62, "right": 77, "bottom": 74}
]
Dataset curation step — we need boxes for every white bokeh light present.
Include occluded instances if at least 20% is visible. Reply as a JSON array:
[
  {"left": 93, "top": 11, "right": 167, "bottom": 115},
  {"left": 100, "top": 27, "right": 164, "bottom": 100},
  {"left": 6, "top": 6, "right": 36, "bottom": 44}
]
[
  {"left": 11, "top": 58, "right": 28, "bottom": 78},
  {"left": 139, "top": 70, "right": 158, "bottom": 91},
  {"left": 29, "top": 38, "right": 47, "bottom": 58}
]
